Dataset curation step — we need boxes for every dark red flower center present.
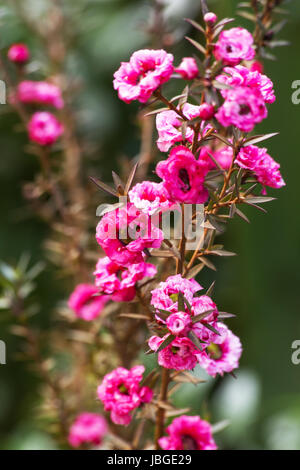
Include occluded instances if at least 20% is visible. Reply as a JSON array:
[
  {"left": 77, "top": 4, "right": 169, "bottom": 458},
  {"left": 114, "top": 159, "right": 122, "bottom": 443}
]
[
  {"left": 239, "top": 104, "right": 251, "bottom": 116},
  {"left": 181, "top": 434, "right": 198, "bottom": 450},
  {"left": 178, "top": 168, "right": 191, "bottom": 192}
]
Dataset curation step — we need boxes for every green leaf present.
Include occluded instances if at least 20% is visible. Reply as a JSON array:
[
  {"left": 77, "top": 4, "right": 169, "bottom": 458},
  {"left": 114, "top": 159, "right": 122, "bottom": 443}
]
[
  {"left": 156, "top": 334, "right": 175, "bottom": 353},
  {"left": 112, "top": 171, "right": 124, "bottom": 194},
  {"left": 211, "top": 419, "right": 230, "bottom": 434},
  {"left": 245, "top": 196, "right": 276, "bottom": 204},
  {"left": 218, "top": 312, "right": 236, "bottom": 319},
  {"left": 187, "top": 331, "right": 204, "bottom": 352},
  {"left": 229, "top": 202, "right": 236, "bottom": 219},
  {"left": 209, "top": 250, "right": 237, "bottom": 257},
  {"left": 185, "top": 36, "right": 206, "bottom": 55},
  {"left": 177, "top": 292, "right": 185, "bottom": 312},
  {"left": 235, "top": 207, "right": 250, "bottom": 223},
  {"left": 144, "top": 107, "right": 169, "bottom": 117},
  {"left": 212, "top": 80, "right": 233, "bottom": 91},
  {"left": 183, "top": 296, "right": 192, "bottom": 313},
  {"left": 185, "top": 263, "right": 205, "bottom": 279},
  {"left": 207, "top": 214, "right": 226, "bottom": 233},
  {"left": 184, "top": 18, "right": 205, "bottom": 34},
  {"left": 203, "top": 323, "right": 221, "bottom": 336},
  {"left": 271, "top": 19, "right": 287, "bottom": 34},
  {"left": 268, "top": 40, "right": 290, "bottom": 48},
  {"left": 199, "top": 256, "right": 217, "bottom": 271},
  {"left": 89, "top": 176, "right": 118, "bottom": 197},
  {"left": 124, "top": 162, "right": 139, "bottom": 195},
  {"left": 156, "top": 309, "right": 171, "bottom": 321},
  {"left": 192, "top": 309, "right": 215, "bottom": 323},
  {"left": 213, "top": 133, "right": 234, "bottom": 147},
  {"left": 178, "top": 85, "right": 189, "bottom": 109},
  {"left": 237, "top": 10, "right": 256, "bottom": 21},
  {"left": 243, "top": 132, "right": 279, "bottom": 147},
  {"left": 205, "top": 280, "right": 215, "bottom": 297}
]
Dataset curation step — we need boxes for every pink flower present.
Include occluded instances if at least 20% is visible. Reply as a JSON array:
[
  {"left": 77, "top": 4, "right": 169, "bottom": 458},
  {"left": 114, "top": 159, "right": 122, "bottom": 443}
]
[
  {"left": 235, "top": 144, "right": 262, "bottom": 170},
  {"left": 159, "top": 415, "right": 217, "bottom": 450},
  {"left": 8, "top": 43, "right": 29, "bottom": 63},
  {"left": 113, "top": 49, "right": 174, "bottom": 104},
  {"left": 166, "top": 312, "right": 191, "bottom": 335},
  {"left": 94, "top": 257, "right": 157, "bottom": 302},
  {"left": 156, "top": 104, "right": 211, "bottom": 152},
  {"left": 236, "top": 145, "right": 285, "bottom": 189},
  {"left": 254, "top": 152, "right": 285, "bottom": 189},
  {"left": 128, "top": 181, "right": 175, "bottom": 215},
  {"left": 214, "top": 27, "right": 255, "bottom": 66},
  {"left": 96, "top": 203, "right": 163, "bottom": 267},
  {"left": 175, "top": 57, "right": 198, "bottom": 80},
  {"left": 198, "top": 103, "right": 215, "bottom": 121},
  {"left": 197, "top": 323, "right": 242, "bottom": 377},
  {"left": 204, "top": 12, "right": 218, "bottom": 25},
  {"left": 28, "top": 112, "right": 64, "bottom": 146},
  {"left": 216, "top": 86, "right": 267, "bottom": 132},
  {"left": 68, "top": 283, "right": 109, "bottom": 321},
  {"left": 68, "top": 412, "right": 107, "bottom": 448},
  {"left": 149, "top": 335, "right": 198, "bottom": 370},
  {"left": 213, "top": 146, "right": 233, "bottom": 170},
  {"left": 217, "top": 65, "right": 275, "bottom": 104},
  {"left": 151, "top": 274, "right": 202, "bottom": 312},
  {"left": 97, "top": 365, "right": 153, "bottom": 426},
  {"left": 250, "top": 61, "right": 264, "bottom": 73},
  {"left": 17, "top": 80, "right": 64, "bottom": 109},
  {"left": 156, "top": 146, "right": 209, "bottom": 204}
]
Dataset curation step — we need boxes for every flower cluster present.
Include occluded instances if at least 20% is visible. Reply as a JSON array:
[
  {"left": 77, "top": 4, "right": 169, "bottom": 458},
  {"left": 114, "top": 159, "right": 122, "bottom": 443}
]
[
  {"left": 8, "top": 47, "right": 64, "bottom": 146},
  {"left": 148, "top": 274, "right": 242, "bottom": 374},
  {"left": 156, "top": 104, "right": 213, "bottom": 152},
  {"left": 94, "top": 257, "right": 157, "bottom": 302},
  {"left": 97, "top": 365, "right": 153, "bottom": 425},
  {"left": 68, "top": 412, "right": 107, "bottom": 448},
  {"left": 156, "top": 146, "right": 209, "bottom": 204},
  {"left": 68, "top": 8, "right": 286, "bottom": 450},
  {"left": 236, "top": 145, "right": 285, "bottom": 190},
  {"left": 96, "top": 203, "right": 163, "bottom": 267}
]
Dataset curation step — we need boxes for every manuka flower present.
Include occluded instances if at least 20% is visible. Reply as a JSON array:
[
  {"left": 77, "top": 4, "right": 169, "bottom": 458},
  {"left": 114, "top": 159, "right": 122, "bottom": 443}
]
[
  {"left": 128, "top": 181, "right": 175, "bottom": 215},
  {"left": 97, "top": 365, "right": 153, "bottom": 426},
  {"left": 214, "top": 27, "right": 255, "bottom": 66},
  {"left": 215, "top": 86, "right": 267, "bottom": 133},
  {"left": 155, "top": 104, "right": 211, "bottom": 153},
  {"left": 217, "top": 65, "right": 275, "bottom": 104},
  {"left": 96, "top": 203, "right": 163, "bottom": 267},
  {"left": 148, "top": 335, "right": 198, "bottom": 371},
  {"left": 68, "top": 283, "right": 109, "bottom": 321},
  {"left": 28, "top": 112, "right": 64, "bottom": 146},
  {"left": 113, "top": 49, "right": 173, "bottom": 103},
  {"left": 94, "top": 257, "right": 157, "bottom": 302},
  {"left": 197, "top": 323, "right": 242, "bottom": 377},
  {"left": 17, "top": 80, "right": 64, "bottom": 109},
  {"left": 68, "top": 412, "right": 107, "bottom": 448},
  {"left": 156, "top": 146, "right": 209, "bottom": 203},
  {"left": 159, "top": 415, "right": 217, "bottom": 450},
  {"left": 175, "top": 57, "right": 199, "bottom": 80},
  {"left": 8, "top": 43, "right": 30, "bottom": 64},
  {"left": 236, "top": 145, "right": 285, "bottom": 189}
]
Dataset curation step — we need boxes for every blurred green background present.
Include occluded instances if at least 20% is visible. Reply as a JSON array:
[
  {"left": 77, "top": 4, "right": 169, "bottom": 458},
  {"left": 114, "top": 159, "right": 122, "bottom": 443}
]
[{"left": 0, "top": 0, "right": 299, "bottom": 450}]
